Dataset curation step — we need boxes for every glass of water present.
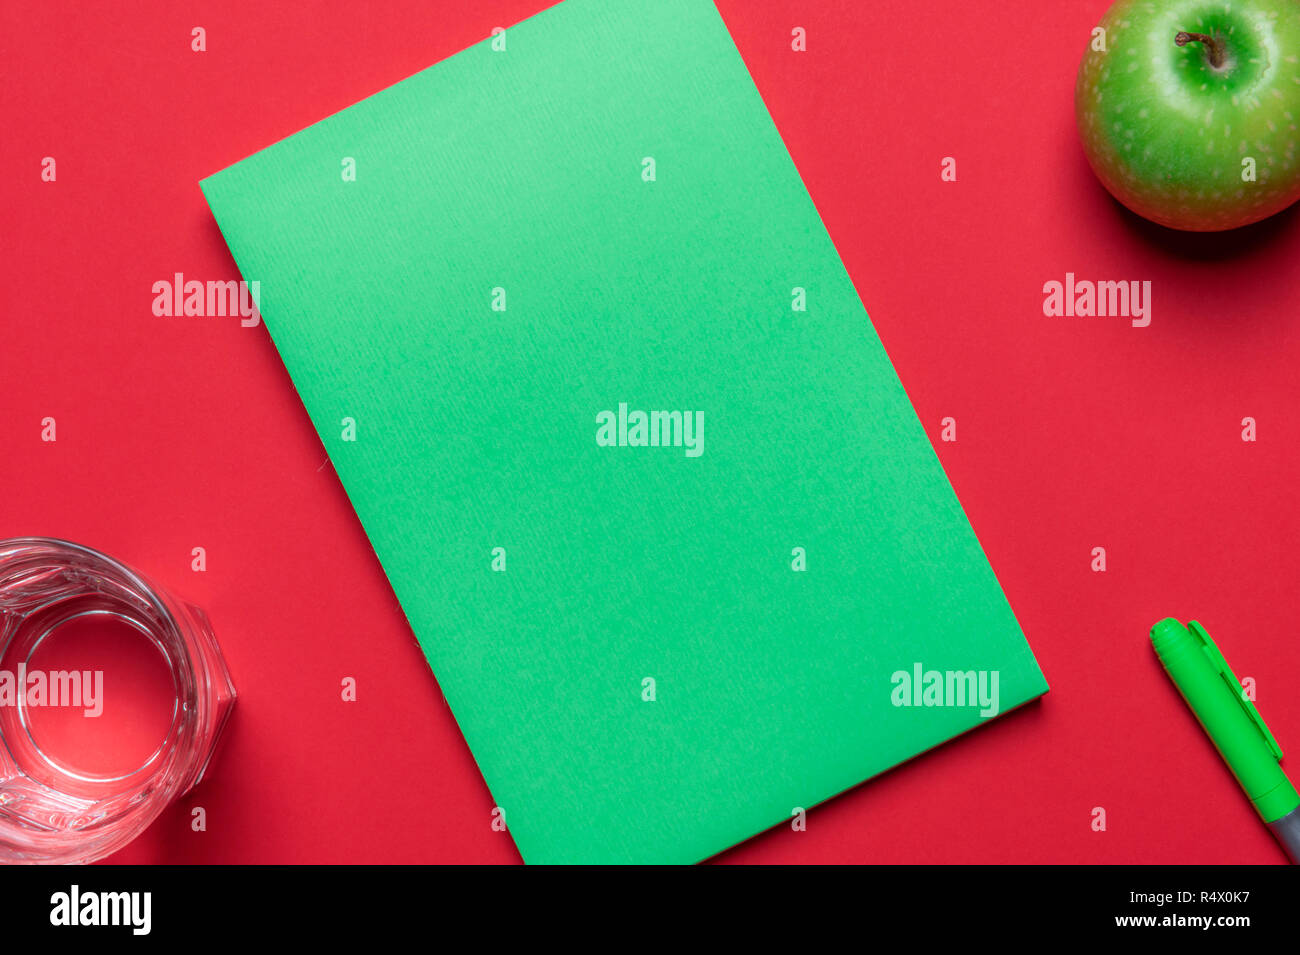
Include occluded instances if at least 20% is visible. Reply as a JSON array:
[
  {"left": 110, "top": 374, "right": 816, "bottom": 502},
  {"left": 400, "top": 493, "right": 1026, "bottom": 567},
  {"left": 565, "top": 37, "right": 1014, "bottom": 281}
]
[{"left": 0, "top": 538, "right": 236, "bottom": 864}]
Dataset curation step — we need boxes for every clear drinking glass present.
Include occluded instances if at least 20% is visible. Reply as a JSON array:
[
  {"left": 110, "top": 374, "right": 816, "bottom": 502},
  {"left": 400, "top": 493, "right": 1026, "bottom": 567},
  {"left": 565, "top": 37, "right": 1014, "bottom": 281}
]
[{"left": 0, "top": 538, "right": 235, "bottom": 864}]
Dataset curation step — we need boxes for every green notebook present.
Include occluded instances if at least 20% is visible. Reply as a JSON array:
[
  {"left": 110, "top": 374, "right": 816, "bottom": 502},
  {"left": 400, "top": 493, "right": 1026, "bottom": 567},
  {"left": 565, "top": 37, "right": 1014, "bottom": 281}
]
[{"left": 201, "top": 0, "right": 1047, "bottom": 864}]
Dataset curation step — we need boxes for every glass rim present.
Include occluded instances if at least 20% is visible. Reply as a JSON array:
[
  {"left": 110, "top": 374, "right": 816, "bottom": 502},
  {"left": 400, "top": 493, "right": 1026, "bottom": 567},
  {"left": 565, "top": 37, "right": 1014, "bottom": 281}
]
[{"left": 0, "top": 536, "right": 217, "bottom": 863}]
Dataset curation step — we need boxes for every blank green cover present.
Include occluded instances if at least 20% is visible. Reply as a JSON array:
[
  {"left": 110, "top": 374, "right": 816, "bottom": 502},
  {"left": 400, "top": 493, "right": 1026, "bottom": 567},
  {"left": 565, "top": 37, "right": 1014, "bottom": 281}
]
[{"left": 201, "top": 0, "right": 1047, "bottom": 864}]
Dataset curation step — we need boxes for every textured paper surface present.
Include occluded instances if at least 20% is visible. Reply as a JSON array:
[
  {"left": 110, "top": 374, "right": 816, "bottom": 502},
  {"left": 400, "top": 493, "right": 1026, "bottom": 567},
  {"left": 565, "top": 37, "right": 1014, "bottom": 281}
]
[{"left": 201, "top": 0, "right": 1048, "bottom": 864}]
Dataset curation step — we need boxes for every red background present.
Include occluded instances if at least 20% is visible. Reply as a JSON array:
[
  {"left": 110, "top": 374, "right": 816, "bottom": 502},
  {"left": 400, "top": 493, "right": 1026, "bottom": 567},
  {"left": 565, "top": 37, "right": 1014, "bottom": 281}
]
[{"left": 4, "top": 0, "right": 1299, "bottom": 864}]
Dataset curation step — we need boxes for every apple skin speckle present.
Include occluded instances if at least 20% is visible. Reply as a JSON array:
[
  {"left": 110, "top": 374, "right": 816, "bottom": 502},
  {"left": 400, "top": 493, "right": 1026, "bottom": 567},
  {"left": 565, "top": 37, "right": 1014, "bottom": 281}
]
[{"left": 1076, "top": 0, "right": 1300, "bottom": 230}]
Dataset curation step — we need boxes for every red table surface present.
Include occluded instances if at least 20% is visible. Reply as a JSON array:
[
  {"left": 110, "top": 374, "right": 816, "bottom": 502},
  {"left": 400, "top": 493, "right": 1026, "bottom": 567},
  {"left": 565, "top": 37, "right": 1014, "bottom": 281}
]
[{"left": 4, "top": 0, "right": 1299, "bottom": 864}]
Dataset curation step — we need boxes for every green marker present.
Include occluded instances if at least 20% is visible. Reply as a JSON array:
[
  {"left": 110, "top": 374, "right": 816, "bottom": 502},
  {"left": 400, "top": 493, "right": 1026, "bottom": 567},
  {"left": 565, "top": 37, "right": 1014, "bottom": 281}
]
[{"left": 1150, "top": 618, "right": 1300, "bottom": 863}]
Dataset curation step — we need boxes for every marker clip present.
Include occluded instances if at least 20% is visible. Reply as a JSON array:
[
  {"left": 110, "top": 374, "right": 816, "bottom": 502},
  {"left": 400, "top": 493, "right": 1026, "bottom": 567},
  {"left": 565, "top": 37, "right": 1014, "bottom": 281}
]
[{"left": 1189, "top": 620, "right": 1283, "bottom": 761}]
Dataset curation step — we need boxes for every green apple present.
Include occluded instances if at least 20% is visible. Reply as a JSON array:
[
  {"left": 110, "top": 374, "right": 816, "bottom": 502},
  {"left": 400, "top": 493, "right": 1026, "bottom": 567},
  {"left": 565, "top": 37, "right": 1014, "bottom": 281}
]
[{"left": 1076, "top": 0, "right": 1300, "bottom": 231}]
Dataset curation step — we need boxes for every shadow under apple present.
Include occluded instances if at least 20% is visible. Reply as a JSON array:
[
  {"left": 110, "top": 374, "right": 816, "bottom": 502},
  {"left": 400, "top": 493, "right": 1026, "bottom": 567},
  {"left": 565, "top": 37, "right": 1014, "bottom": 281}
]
[{"left": 1105, "top": 190, "right": 1300, "bottom": 263}]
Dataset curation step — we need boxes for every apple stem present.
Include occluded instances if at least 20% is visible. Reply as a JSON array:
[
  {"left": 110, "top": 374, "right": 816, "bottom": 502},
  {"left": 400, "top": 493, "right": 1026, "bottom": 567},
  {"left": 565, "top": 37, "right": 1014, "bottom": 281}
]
[{"left": 1175, "top": 31, "right": 1227, "bottom": 69}]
